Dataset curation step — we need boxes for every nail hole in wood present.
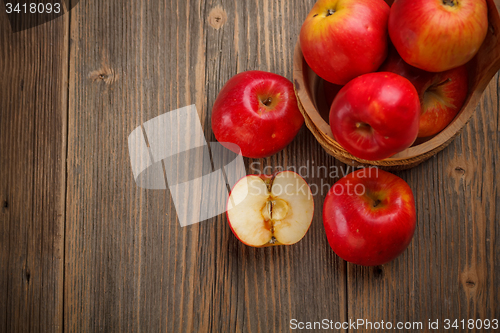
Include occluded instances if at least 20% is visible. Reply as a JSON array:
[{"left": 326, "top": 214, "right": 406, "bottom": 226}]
[
  {"left": 373, "top": 266, "right": 383, "bottom": 278},
  {"left": 455, "top": 166, "right": 465, "bottom": 175},
  {"left": 25, "top": 269, "right": 31, "bottom": 283},
  {"left": 465, "top": 280, "right": 476, "bottom": 288},
  {"left": 3, "top": 201, "right": 8, "bottom": 208}
]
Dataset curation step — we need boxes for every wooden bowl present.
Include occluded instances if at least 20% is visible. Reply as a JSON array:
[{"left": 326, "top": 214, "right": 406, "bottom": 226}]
[{"left": 293, "top": 0, "right": 500, "bottom": 170}]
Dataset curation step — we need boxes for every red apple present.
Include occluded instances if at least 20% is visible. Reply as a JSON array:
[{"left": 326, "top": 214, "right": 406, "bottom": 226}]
[
  {"left": 389, "top": 0, "right": 488, "bottom": 72},
  {"left": 329, "top": 72, "right": 421, "bottom": 160},
  {"left": 300, "top": 0, "right": 390, "bottom": 85},
  {"left": 323, "top": 168, "right": 416, "bottom": 266},
  {"left": 211, "top": 71, "right": 304, "bottom": 159},
  {"left": 227, "top": 171, "right": 314, "bottom": 247},
  {"left": 379, "top": 47, "right": 468, "bottom": 138}
]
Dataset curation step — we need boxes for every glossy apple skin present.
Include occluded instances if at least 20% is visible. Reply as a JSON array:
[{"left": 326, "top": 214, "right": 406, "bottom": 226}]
[
  {"left": 389, "top": 0, "right": 488, "bottom": 72},
  {"left": 211, "top": 71, "right": 304, "bottom": 159},
  {"left": 329, "top": 72, "right": 420, "bottom": 160},
  {"left": 300, "top": 0, "right": 390, "bottom": 85},
  {"left": 323, "top": 169, "right": 416, "bottom": 266},
  {"left": 379, "top": 47, "right": 468, "bottom": 137}
]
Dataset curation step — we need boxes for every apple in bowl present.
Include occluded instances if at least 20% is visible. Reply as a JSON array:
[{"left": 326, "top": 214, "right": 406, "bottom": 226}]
[
  {"left": 323, "top": 169, "right": 416, "bottom": 266},
  {"left": 300, "top": 0, "right": 390, "bottom": 85},
  {"left": 389, "top": 0, "right": 488, "bottom": 72},
  {"left": 227, "top": 171, "right": 314, "bottom": 247},
  {"left": 329, "top": 72, "right": 421, "bottom": 160},
  {"left": 379, "top": 47, "right": 468, "bottom": 138},
  {"left": 211, "top": 71, "right": 304, "bottom": 159}
]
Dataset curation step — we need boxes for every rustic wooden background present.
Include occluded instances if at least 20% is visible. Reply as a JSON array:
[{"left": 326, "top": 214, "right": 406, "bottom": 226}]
[{"left": 1, "top": 0, "right": 499, "bottom": 332}]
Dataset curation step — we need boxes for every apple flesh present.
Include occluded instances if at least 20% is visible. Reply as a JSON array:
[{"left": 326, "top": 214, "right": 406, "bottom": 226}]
[
  {"left": 329, "top": 72, "right": 421, "bottom": 160},
  {"left": 323, "top": 169, "right": 416, "bottom": 266},
  {"left": 379, "top": 47, "right": 468, "bottom": 138},
  {"left": 389, "top": 0, "right": 488, "bottom": 72},
  {"left": 211, "top": 70, "right": 304, "bottom": 159},
  {"left": 300, "top": 0, "right": 390, "bottom": 85},
  {"left": 227, "top": 171, "right": 314, "bottom": 247}
]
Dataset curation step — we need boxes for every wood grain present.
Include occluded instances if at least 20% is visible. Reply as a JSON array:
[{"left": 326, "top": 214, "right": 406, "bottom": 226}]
[
  {"left": 0, "top": 12, "right": 69, "bottom": 333},
  {"left": 65, "top": 0, "right": 345, "bottom": 331}
]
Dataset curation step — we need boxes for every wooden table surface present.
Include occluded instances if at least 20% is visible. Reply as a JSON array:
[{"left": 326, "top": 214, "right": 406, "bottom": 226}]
[{"left": 1, "top": 1, "right": 499, "bottom": 332}]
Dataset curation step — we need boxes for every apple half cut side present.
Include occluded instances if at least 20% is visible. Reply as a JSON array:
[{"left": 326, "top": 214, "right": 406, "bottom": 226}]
[{"left": 226, "top": 171, "right": 314, "bottom": 247}]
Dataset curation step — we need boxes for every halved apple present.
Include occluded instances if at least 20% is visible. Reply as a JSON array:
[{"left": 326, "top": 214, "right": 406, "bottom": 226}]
[{"left": 226, "top": 171, "right": 314, "bottom": 247}]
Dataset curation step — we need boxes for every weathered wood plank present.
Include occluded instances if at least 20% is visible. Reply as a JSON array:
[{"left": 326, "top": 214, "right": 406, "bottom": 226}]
[
  {"left": 0, "top": 13, "right": 69, "bottom": 333},
  {"left": 65, "top": 0, "right": 346, "bottom": 331},
  {"left": 347, "top": 74, "right": 499, "bottom": 331}
]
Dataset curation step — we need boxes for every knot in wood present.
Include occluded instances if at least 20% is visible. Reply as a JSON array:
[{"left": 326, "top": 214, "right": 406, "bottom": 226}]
[
  {"left": 208, "top": 6, "right": 227, "bottom": 30},
  {"left": 89, "top": 65, "right": 118, "bottom": 85}
]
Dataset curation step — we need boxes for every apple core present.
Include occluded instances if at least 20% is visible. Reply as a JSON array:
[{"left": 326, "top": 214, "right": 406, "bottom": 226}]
[
  {"left": 262, "top": 198, "right": 289, "bottom": 222},
  {"left": 227, "top": 171, "right": 314, "bottom": 247}
]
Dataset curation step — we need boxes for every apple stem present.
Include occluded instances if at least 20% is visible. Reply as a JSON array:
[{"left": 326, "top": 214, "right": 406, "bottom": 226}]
[
  {"left": 326, "top": 9, "right": 335, "bottom": 16},
  {"left": 355, "top": 122, "right": 373, "bottom": 135},
  {"left": 262, "top": 97, "right": 272, "bottom": 106},
  {"left": 433, "top": 78, "right": 452, "bottom": 88},
  {"left": 427, "top": 78, "right": 452, "bottom": 95},
  {"left": 442, "top": 0, "right": 457, "bottom": 7},
  {"left": 373, "top": 199, "right": 381, "bottom": 208}
]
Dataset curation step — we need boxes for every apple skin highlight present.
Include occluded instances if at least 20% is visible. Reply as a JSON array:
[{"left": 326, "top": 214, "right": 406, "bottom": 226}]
[
  {"left": 323, "top": 169, "right": 416, "bottom": 266},
  {"left": 389, "top": 0, "right": 488, "bottom": 72},
  {"left": 211, "top": 71, "right": 304, "bottom": 159},
  {"left": 329, "top": 72, "right": 421, "bottom": 160},
  {"left": 300, "top": 0, "right": 390, "bottom": 85}
]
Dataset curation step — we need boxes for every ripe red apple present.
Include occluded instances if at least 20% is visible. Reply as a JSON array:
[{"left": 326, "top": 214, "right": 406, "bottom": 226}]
[
  {"left": 329, "top": 72, "right": 421, "bottom": 160},
  {"left": 300, "top": 0, "right": 390, "bottom": 85},
  {"left": 211, "top": 71, "right": 304, "bottom": 159},
  {"left": 323, "top": 168, "right": 416, "bottom": 266},
  {"left": 227, "top": 171, "right": 314, "bottom": 247},
  {"left": 379, "top": 48, "right": 468, "bottom": 138},
  {"left": 389, "top": 0, "right": 488, "bottom": 72}
]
